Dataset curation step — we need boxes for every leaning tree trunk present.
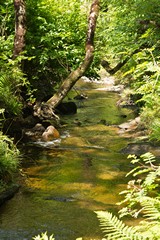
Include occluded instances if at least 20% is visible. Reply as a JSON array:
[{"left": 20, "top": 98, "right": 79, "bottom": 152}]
[
  {"left": 47, "top": 0, "right": 100, "bottom": 108},
  {"left": 34, "top": 0, "right": 100, "bottom": 120},
  {"left": 13, "top": 0, "right": 26, "bottom": 59}
]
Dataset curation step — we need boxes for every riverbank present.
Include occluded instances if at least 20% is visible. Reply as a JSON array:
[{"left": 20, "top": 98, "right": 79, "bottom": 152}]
[{"left": 0, "top": 184, "right": 20, "bottom": 206}]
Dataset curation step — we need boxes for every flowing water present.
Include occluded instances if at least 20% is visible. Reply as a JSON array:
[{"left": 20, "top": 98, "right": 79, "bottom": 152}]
[{"left": 0, "top": 78, "right": 135, "bottom": 240}]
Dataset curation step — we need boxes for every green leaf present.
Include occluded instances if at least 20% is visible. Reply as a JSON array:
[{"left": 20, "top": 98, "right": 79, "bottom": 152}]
[{"left": 95, "top": 211, "right": 146, "bottom": 240}]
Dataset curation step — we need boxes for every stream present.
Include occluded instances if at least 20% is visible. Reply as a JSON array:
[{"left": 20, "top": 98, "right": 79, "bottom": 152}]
[{"left": 0, "top": 77, "right": 136, "bottom": 240}]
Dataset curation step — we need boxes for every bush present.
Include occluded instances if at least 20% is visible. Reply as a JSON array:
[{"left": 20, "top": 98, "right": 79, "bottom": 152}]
[
  {"left": 0, "top": 1, "right": 31, "bottom": 116},
  {"left": 0, "top": 132, "right": 20, "bottom": 186}
]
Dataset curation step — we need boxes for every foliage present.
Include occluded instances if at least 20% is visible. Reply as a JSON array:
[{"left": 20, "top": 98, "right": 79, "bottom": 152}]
[
  {"left": 118, "top": 153, "right": 160, "bottom": 218},
  {"left": 96, "top": 211, "right": 148, "bottom": 240},
  {"left": 0, "top": 132, "right": 20, "bottom": 185},
  {"left": 0, "top": 37, "right": 34, "bottom": 115},
  {"left": 0, "top": 2, "right": 33, "bottom": 116},
  {"left": 24, "top": 0, "right": 97, "bottom": 99},
  {"left": 95, "top": 152, "right": 160, "bottom": 239},
  {"left": 0, "top": 0, "right": 14, "bottom": 36},
  {"left": 1, "top": 0, "right": 160, "bottom": 140},
  {"left": 33, "top": 232, "right": 55, "bottom": 240},
  {"left": 33, "top": 232, "right": 83, "bottom": 240},
  {"left": 1, "top": 0, "right": 99, "bottom": 109},
  {"left": 98, "top": 0, "right": 160, "bottom": 141}
]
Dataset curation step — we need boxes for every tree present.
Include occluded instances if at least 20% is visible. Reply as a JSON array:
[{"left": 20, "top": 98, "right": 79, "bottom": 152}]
[
  {"left": 33, "top": 0, "right": 100, "bottom": 120},
  {"left": 13, "top": 0, "right": 26, "bottom": 59},
  {"left": 0, "top": 1, "right": 27, "bottom": 116}
]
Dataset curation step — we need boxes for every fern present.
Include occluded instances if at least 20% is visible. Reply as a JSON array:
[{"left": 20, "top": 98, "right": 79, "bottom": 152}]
[
  {"left": 33, "top": 232, "right": 54, "bottom": 240},
  {"left": 95, "top": 211, "right": 148, "bottom": 240},
  {"left": 96, "top": 153, "right": 160, "bottom": 240},
  {"left": 143, "top": 170, "right": 159, "bottom": 189},
  {"left": 140, "top": 152, "right": 156, "bottom": 165},
  {"left": 140, "top": 197, "right": 160, "bottom": 221}
]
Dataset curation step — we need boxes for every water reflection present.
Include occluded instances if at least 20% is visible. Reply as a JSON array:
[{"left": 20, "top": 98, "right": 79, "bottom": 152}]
[{"left": 0, "top": 79, "right": 135, "bottom": 240}]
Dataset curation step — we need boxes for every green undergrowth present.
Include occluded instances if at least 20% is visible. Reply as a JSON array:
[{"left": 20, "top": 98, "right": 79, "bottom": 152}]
[
  {"left": 97, "top": 0, "right": 160, "bottom": 142},
  {"left": 0, "top": 131, "right": 20, "bottom": 191}
]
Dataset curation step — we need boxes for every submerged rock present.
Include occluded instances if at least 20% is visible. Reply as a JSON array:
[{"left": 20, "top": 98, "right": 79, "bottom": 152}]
[
  {"left": 0, "top": 184, "right": 20, "bottom": 206},
  {"left": 44, "top": 196, "right": 76, "bottom": 202},
  {"left": 121, "top": 142, "right": 160, "bottom": 156}
]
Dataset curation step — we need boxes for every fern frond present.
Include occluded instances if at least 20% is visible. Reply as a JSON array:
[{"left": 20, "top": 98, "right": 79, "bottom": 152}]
[
  {"left": 140, "top": 197, "right": 160, "bottom": 220},
  {"left": 140, "top": 152, "right": 156, "bottom": 164},
  {"left": 143, "top": 170, "right": 159, "bottom": 188},
  {"left": 126, "top": 166, "right": 141, "bottom": 177},
  {"left": 135, "top": 220, "right": 160, "bottom": 239},
  {"left": 95, "top": 211, "right": 147, "bottom": 240}
]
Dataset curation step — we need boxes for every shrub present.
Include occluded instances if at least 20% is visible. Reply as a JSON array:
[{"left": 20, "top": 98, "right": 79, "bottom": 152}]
[{"left": 0, "top": 132, "right": 20, "bottom": 185}]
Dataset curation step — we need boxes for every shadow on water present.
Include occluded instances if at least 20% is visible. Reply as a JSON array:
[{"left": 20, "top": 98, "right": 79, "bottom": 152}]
[{"left": 0, "top": 79, "right": 135, "bottom": 240}]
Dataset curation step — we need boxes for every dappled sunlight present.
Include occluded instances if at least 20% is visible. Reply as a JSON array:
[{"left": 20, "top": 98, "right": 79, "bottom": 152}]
[
  {"left": 63, "top": 136, "right": 89, "bottom": 148},
  {"left": 0, "top": 79, "right": 135, "bottom": 239},
  {"left": 97, "top": 169, "right": 125, "bottom": 181},
  {"left": 1, "top": 0, "right": 158, "bottom": 238}
]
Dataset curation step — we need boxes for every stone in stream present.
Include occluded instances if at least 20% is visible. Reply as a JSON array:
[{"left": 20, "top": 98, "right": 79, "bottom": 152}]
[
  {"left": 42, "top": 125, "right": 60, "bottom": 142},
  {"left": 118, "top": 117, "right": 140, "bottom": 132},
  {"left": 121, "top": 142, "right": 160, "bottom": 156},
  {"left": 44, "top": 196, "right": 76, "bottom": 202},
  {"left": 0, "top": 184, "right": 20, "bottom": 206}
]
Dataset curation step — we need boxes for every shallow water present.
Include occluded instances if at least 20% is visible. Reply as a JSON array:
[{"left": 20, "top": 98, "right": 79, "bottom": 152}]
[{"left": 0, "top": 79, "right": 135, "bottom": 240}]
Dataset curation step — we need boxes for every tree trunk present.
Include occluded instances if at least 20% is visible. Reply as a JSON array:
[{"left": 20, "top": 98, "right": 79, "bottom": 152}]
[
  {"left": 13, "top": 0, "right": 26, "bottom": 59},
  {"left": 34, "top": 0, "right": 100, "bottom": 120},
  {"left": 46, "top": 0, "right": 100, "bottom": 110}
]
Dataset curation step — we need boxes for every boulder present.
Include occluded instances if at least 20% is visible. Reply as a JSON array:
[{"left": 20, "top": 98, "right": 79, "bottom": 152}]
[
  {"left": 120, "top": 142, "right": 160, "bottom": 156},
  {"left": 24, "top": 123, "right": 45, "bottom": 141},
  {"left": 42, "top": 125, "right": 60, "bottom": 141},
  {"left": 118, "top": 117, "right": 140, "bottom": 133}
]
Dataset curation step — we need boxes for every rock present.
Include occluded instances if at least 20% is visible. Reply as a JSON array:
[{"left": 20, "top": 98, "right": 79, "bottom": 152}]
[
  {"left": 22, "top": 115, "right": 38, "bottom": 127},
  {"left": 74, "top": 94, "right": 88, "bottom": 100},
  {"left": 120, "top": 142, "right": 160, "bottom": 156},
  {"left": 24, "top": 123, "right": 46, "bottom": 141},
  {"left": 96, "top": 85, "right": 124, "bottom": 92},
  {"left": 98, "top": 119, "right": 110, "bottom": 125},
  {"left": 0, "top": 184, "right": 20, "bottom": 206},
  {"left": 42, "top": 125, "right": 60, "bottom": 141},
  {"left": 44, "top": 196, "right": 76, "bottom": 202},
  {"left": 32, "top": 123, "right": 45, "bottom": 133},
  {"left": 118, "top": 117, "right": 140, "bottom": 132}
]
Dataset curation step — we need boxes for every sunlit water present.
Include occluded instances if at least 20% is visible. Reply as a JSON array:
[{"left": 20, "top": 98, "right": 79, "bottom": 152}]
[{"left": 0, "top": 78, "right": 135, "bottom": 240}]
